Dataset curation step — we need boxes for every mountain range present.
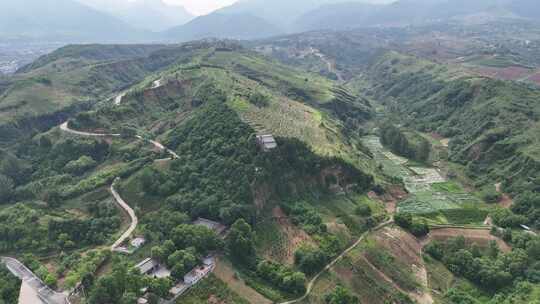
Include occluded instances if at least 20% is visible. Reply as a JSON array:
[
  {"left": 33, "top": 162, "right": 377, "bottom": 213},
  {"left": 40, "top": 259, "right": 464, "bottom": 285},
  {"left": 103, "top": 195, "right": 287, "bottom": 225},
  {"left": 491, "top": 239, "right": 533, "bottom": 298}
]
[
  {"left": 76, "top": 0, "right": 194, "bottom": 32},
  {"left": 0, "top": 0, "right": 149, "bottom": 42},
  {"left": 1, "top": 0, "right": 540, "bottom": 43}
]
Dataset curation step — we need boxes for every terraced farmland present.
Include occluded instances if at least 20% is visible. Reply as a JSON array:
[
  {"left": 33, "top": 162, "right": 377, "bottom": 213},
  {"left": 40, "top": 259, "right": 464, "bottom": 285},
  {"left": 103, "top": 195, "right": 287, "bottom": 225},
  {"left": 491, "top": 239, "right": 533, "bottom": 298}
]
[{"left": 361, "top": 136, "right": 486, "bottom": 223}]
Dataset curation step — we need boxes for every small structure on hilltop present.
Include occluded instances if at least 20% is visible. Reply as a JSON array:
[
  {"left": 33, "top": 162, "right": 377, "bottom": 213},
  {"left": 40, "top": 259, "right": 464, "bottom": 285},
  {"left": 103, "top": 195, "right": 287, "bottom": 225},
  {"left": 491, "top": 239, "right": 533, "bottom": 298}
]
[
  {"left": 193, "top": 218, "right": 227, "bottom": 236},
  {"left": 256, "top": 134, "right": 277, "bottom": 152}
]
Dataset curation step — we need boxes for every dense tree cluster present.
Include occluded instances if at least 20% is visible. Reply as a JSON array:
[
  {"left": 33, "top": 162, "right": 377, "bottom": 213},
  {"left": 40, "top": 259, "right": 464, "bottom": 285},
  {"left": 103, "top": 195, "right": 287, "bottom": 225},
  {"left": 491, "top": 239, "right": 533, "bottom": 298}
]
[
  {"left": 0, "top": 265, "right": 20, "bottom": 304},
  {"left": 259, "top": 137, "right": 374, "bottom": 199},
  {"left": 63, "top": 156, "right": 98, "bottom": 175},
  {"left": 141, "top": 210, "right": 189, "bottom": 242},
  {"left": 227, "top": 219, "right": 257, "bottom": 268},
  {"left": 490, "top": 208, "right": 527, "bottom": 229},
  {"left": 394, "top": 213, "right": 429, "bottom": 237},
  {"left": 157, "top": 102, "right": 258, "bottom": 224},
  {"left": 425, "top": 235, "right": 540, "bottom": 291},
  {"left": 150, "top": 224, "right": 223, "bottom": 280},
  {"left": 510, "top": 191, "right": 540, "bottom": 229},
  {"left": 256, "top": 260, "right": 306, "bottom": 294},
  {"left": 324, "top": 285, "right": 358, "bottom": 304},
  {"left": 281, "top": 201, "right": 326, "bottom": 234},
  {"left": 294, "top": 244, "right": 328, "bottom": 275},
  {"left": 88, "top": 258, "right": 172, "bottom": 304},
  {"left": 247, "top": 92, "right": 270, "bottom": 107},
  {"left": 0, "top": 204, "right": 50, "bottom": 252},
  {"left": 380, "top": 124, "right": 430, "bottom": 162},
  {"left": 141, "top": 101, "right": 373, "bottom": 227},
  {"left": 48, "top": 200, "right": 121, "bottom": 248}
]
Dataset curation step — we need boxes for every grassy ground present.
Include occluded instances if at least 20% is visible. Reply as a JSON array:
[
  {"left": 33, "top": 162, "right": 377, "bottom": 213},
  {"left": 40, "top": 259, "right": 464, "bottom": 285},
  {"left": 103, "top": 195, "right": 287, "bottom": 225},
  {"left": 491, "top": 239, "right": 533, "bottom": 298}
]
[
  {"left": 213, "top": 257, "right": 272, "bottom": 304},
  {"left": 176, "top": 274, "right": 250, "bottom": 304},
  {"left": 300, "top": 244, "right": 412, "bottom": 304}
]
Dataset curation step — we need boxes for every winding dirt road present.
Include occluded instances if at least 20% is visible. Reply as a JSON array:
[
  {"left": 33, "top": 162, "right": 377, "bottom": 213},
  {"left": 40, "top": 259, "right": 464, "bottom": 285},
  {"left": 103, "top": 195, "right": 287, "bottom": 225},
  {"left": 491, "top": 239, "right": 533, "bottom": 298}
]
[
  {"left": 110, "top": 179, "right": 138, "bottom": 251},
  {"left": 60, "top": 122, "right": 120, "bottom": 137},
  {"left": 135, "top": 135, "right": 179, "bottom": 159},
  {"left": 278, "top": 220, "right": 393, "bottom": 304}
]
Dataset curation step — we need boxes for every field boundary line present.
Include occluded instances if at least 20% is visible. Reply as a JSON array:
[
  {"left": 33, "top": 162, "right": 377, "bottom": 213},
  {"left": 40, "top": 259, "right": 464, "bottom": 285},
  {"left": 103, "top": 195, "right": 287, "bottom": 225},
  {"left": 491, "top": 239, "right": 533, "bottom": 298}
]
[{"left": 278, "top": 220, "right": 393, "bottom": 304}]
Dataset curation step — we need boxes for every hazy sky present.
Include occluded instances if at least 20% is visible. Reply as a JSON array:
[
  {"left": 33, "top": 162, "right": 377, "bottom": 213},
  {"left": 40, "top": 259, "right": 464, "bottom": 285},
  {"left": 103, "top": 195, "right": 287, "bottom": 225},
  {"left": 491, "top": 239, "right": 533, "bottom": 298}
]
[{"left": 162, "top": 0, "right": 238, "bottom": 15}]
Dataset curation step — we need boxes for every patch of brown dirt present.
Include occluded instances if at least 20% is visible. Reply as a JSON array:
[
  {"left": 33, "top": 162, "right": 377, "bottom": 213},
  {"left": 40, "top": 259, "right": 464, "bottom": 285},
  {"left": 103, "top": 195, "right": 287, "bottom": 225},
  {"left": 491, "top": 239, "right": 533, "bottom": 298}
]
[
  {"left": 361, "top": 255, "right": 433, "bottom": 304},
  {"left": 368, "top": 191, "right": 396, "bottom": 214},
  {"left": 374, "top": 228, "right": 423, "bottom": 268},
  {"left": 495, "top": 182, "right": 513, "bottom": 209},
  {"left": 382, "top": 186, "right": 407, "bottom": 214},
  {"left": 333, "top": 263, "right": 354, "bottom": 282},
  {"left": 372, "top": 227, "right": 434, "bottom": 304},
  {"left": 499, "top": 194, "right": 513, "bottom": 208},
  {"left": 269, "top": 207, "right": 316, "bottom": 264},
  {"left": 208, "top": 295, "right": 227, "bottom": 304},
  {"left": 427, "top": 228, "right": 511, "bottom": 253},
  {"left": 474, "top": 66, "right": 532, "bottom": 81}
]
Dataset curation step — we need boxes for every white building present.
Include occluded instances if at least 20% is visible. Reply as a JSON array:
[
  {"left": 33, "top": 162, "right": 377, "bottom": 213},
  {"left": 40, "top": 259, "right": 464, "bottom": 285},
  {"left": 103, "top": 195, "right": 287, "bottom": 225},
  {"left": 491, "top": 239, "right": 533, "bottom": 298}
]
[
  {"left": 183, "top": 265, "right": 213, "bottom": 285},
  {"left": 256, "top": 134, "right": 278, "bottom": 151},
  {"left": 131, "top": 237, "right": 146, "bottom": 248}
]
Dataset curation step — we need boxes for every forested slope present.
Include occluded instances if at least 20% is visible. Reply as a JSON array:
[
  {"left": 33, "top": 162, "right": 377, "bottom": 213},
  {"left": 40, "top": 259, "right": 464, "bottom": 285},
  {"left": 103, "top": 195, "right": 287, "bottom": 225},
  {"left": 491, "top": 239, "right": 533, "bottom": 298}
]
[{"left": 363, "top": 52, "right": 540, "bottom": 231}]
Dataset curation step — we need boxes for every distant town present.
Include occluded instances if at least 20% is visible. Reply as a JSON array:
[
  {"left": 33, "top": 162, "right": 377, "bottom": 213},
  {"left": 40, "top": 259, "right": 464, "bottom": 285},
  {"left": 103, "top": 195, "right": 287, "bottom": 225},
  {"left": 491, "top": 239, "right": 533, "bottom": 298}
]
[{"left": 0, "top": 41, "right": 62, "bottom": 74}]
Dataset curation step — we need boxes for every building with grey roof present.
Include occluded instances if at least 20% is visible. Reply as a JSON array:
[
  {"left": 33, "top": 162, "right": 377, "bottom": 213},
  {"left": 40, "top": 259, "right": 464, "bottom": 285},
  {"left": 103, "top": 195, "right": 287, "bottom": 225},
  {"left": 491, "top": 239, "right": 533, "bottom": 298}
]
[{"left": 256, "top": 134, "right": 277, "bottom": 151}]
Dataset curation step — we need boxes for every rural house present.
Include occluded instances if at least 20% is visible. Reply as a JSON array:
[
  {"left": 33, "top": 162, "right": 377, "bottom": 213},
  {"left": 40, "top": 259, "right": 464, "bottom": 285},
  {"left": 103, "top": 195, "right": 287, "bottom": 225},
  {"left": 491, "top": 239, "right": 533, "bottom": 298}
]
[{"left": 256, "top": 134, "right": 277, "bottom": 151}]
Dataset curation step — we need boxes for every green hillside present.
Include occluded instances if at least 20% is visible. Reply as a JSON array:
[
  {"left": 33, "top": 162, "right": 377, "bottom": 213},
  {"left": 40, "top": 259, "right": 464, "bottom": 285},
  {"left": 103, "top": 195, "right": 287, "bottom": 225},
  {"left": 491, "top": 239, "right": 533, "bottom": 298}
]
[
  {"left": 2, "top": 26, "right": 540, "bottom": 304},
  {"left": 364, "top": 52, "right": 540, "bottom": 197},
  {"left": 0, "top": 41, "right": 384, "bottom": 303},
  {"left": 0, "top": 43, "right": 203, "bottom": 144}
]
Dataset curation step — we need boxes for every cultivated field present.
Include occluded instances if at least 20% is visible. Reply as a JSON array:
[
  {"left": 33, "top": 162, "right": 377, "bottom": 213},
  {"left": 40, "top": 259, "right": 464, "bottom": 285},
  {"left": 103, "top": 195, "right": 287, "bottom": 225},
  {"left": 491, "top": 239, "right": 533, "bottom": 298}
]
[{"left": 361, "top": 136, "right": 488, "bottom": 224}]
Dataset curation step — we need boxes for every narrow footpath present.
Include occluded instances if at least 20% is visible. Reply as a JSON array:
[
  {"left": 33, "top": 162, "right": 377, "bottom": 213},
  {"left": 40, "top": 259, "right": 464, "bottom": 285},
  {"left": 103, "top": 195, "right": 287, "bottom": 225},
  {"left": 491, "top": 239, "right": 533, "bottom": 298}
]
[{"left": 278, "top": 220, "right": 393, "bottom": 304}]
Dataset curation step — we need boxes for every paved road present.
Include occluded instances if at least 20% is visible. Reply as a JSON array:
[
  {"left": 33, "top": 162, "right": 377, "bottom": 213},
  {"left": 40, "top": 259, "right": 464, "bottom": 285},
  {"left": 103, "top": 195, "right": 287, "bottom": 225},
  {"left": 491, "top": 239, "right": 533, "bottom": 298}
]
[
  {"left": 278, "top": 220, "right": 393, "bottom": 304},
  {"left": 1, "top": 257, "right": 69, "bottom": 304},
  {"left": 110, "top": 179, "right": 138, "bottom": 251},
  {"left": 60, "top": 122, "right": 121, "bottom": 137}
]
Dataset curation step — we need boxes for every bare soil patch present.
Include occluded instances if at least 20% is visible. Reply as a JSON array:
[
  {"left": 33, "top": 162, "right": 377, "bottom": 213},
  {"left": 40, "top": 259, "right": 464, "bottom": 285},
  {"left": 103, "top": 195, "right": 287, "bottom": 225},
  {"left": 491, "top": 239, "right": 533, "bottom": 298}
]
[
  {"left": 495, "top": 183, "right": 513, "bottom": 209},
  {"left": 499, "top": 194, "right": 513, "bottom": 209},
  {"left": 267, "top": 207, "right": 316, "bottom": 265},
  {"left": 474, "top": 66, "right": 532, "bottom": 81},
  {"left": 382, "top": 186, "right": 407, "bottom": 214},
  {"left": 371, "top": 228, "right": 434, "bottom": 304},
  {"left": 374, "top": 228, "right": 423, "bottom": 266}
]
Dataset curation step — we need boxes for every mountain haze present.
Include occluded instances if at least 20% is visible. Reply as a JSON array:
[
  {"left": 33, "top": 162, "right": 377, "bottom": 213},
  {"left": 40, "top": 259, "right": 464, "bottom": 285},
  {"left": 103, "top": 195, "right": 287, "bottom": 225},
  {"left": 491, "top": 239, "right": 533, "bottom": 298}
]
[
  {"left": 164, "top": 13, "right": 282, "bottom": 41},
  {"left": 0, "top": 0, "right": 146, "bottom": 41},
  {"left": 77, "top": 0, "right": 194, "bottom": 31}
]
